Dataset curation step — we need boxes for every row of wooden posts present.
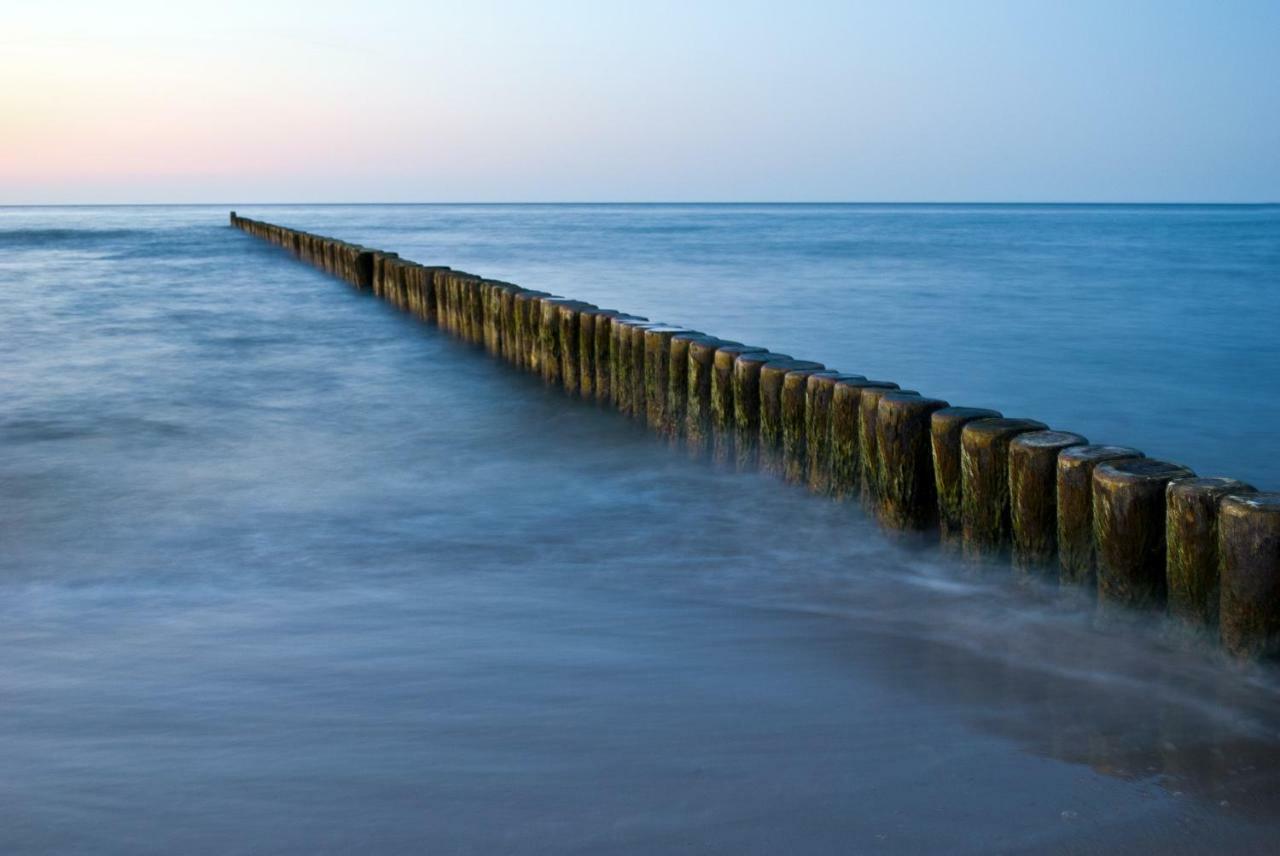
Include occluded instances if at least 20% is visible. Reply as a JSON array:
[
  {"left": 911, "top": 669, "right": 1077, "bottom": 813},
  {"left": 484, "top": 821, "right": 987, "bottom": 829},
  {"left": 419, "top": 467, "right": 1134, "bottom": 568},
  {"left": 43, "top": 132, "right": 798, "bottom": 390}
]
[{"left": 229, "top": 212, "right": 1280, "bottom": 661}]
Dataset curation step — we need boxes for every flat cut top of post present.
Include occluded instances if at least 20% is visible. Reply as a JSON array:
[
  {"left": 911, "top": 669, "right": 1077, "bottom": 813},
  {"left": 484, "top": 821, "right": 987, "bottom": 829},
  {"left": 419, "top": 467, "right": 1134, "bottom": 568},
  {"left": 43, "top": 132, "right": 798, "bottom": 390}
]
[
  {"left": 1059, "top": 444, "right": 1143, "bottom": 465},
  {"left": 1095, "top": 458, "right": 1194, "bottom": 486},
  {"left": 1012, "top": 430, "right": 1088, "bottom": 450},
  {"left": 964, "top": 417, "right": 1047, "bottom": 439},
  {"left": 1167, "top": 477, "right": 1254, "bottom": 498},
  {"left": 736, "top": 351, "right": 795, "bottom": 367},
  {"left": 1220, "top": 492, "right": 1280, "bottom": 515}
]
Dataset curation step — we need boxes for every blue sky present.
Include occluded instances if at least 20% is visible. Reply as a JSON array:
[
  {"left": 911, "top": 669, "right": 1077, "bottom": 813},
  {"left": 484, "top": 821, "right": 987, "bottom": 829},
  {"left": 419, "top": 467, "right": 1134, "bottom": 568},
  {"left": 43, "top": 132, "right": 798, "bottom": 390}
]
[{"left": 3, "top": 0, "right": 1277, "bottom": 202}]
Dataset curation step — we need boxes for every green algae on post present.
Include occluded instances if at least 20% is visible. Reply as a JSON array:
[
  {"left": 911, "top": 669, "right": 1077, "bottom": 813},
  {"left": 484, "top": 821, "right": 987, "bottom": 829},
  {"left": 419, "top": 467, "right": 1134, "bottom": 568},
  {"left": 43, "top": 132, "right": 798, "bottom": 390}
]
[
  {"left": 929, "top": 407, "right": 1001, "bottom": 547},
  {"left": 1056, "top": 445, "right": 1145, "bottom": 588},
  {"left": 1009, "top": 430, "right": 1088, "bottom": 573},
  {"left": 805, "top": 373, "right": 866, "bottom": 495},
  {"left": 1166, "top": 477, "right": 1255, "bottom": 632},
  {"left": 759, "top": 359, "right": 824, "bottom": 476},
  {"left": 1092, "top": 458, "right": 1195, "bottom": 611},
  {"left": 1218, "top": 493, "right": 1280, "bottom": 660},
  {"left": 731, "top": 352, "right": 793, "bottom": 470},
  {"left": 960, "top": 417, "right": 1047, "bottom": 559},
  {"left": 830, "top": 380, "right": 898, "bottom": 500},
  {"left": 876, "top": 393, "right": 950, "bottom": 531},
  {"left": 781, "top": 368, "right": 834, "bottom": 484},
  {"left": 859, "top": 386, "right": 917, "bottom": 506},
  {"left": 711, "top": 344, "right": 768, "bottom": 461}
]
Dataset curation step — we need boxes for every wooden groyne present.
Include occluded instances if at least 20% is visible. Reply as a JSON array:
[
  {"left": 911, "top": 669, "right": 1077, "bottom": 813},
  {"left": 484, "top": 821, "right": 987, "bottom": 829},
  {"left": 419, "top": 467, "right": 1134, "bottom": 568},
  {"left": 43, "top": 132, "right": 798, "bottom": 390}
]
[{"left": 228, "top": 211, "right": 1280, "bottom": 662}]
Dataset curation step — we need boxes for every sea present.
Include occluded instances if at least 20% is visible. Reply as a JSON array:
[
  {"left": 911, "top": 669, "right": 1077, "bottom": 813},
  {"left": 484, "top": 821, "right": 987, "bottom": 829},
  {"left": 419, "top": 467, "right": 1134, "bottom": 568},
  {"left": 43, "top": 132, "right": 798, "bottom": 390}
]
[{"left": 1, "top": 203, "right": 1278, "bottom": 853}]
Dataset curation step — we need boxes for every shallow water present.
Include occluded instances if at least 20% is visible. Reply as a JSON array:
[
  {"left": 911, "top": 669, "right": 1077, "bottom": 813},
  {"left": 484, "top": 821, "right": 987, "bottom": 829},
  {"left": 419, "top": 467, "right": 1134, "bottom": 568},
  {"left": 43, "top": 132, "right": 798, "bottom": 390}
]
[{"left": 1, "top": 204, "right": 1279, "bottom": 854}]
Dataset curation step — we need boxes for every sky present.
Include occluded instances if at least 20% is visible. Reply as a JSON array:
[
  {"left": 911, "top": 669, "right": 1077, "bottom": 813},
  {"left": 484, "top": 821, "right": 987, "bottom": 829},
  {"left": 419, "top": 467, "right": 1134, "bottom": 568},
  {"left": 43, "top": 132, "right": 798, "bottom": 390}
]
[{"left": 2, "top": 0, "right": 1277, "bottom": 203}]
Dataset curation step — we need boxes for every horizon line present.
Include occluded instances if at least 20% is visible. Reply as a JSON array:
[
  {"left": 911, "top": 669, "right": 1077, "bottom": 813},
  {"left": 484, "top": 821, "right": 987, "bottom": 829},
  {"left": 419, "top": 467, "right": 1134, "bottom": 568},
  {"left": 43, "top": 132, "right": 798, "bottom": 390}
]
[{"left": 3, "top": 200, "right": 1278, "bottom": 208}]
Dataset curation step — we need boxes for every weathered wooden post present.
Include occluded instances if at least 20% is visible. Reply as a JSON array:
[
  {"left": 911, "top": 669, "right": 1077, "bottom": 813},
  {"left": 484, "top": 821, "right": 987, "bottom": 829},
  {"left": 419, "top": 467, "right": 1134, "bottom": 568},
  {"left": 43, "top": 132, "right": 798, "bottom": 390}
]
[
  {"left": 643, "top": 325, "right": 695, "bottom": 431},
  {"left": 559, "top": 301, "right": 597, "bottom": 397},
  {"left": 538, "top": 297, "right": 568, "bottom": 387},
  {"left": 1166, "top": 477, "right": 1254, "bottom": 632},
  {"left": 686, "top": 337, "right": 733, "bottom": 454},
  {"left": 1092, "top": 459, "right": 1195, "bottom": 611},
  {"left": 804, "top": 373, "right": 866, "bottom": 495},
  {"left": 1219, "top": 493, "right": 1280, "bottom": 660},
  {"left": 1009, "top": 430, "right": 1088, "bottom": 573},
  {"left": 576, "top": 308, "right": 611, "bottom": 398},
  {"left": 859, "top": 386, "right": 918, "bottom": 505},
  {"left": 830, "top": 380, "right": 898, "bottom": 500},
  {"left": 710, "top": 344, "right": 767, "bottom": 460},
  {"left": 876, "top": 392, "right": 950, "bottom": 531},
  {"left": 758, "top": 359, "right": 824, "bottom": 475},
  {"left": 781, "top": 367, "right": 836, "bottom": 484},
  {"left": 1057, "top": 445, "right": 1146, "bottom": 587},
  {"left": 513, "top": 290, "right": 549, "bottom": 371},
  {"left": 730, "top": 353, "right": 793, "bottom": 469},
  {"left": 664, "top": 332, "right": 705, "bottom": 438},
  {"left": 960, "top": 417, "right": 1047, "bottom": 559},
  {"left": 609, "top": 317, "right": 649, "bottom": 414},
  {"left": 596, "top": 312, "right": 643, "bottom": 405},
  {"left": 930, "top": 407, "right": 1002, "bottom": 547}
]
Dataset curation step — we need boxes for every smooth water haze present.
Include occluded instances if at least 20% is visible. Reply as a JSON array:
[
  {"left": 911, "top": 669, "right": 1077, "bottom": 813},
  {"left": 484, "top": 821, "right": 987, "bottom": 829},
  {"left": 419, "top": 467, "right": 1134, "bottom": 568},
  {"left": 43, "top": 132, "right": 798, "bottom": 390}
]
[{"left": 2, "top": 204, "right": 1279, "bottom": 854}]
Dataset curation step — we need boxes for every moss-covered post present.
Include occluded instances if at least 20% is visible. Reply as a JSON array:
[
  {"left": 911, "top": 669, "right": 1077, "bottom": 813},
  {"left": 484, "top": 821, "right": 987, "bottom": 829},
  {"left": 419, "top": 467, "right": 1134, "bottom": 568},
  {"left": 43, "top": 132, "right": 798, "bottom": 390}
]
[
  {"left": 960, "top": 418, "right": 1047, "bottom": 559},
  {"left": 628, "top": 322, "right": 658, "bottom": 421},
  {"left": 498, "top": 282, "right": 521, "bottom": 362},
  {"left": 806, "top": 373, "right": 866, "bottom": 495},
  {"left": 780, "top": 368, "right": 835, "bottom": 484},
  {"left": 930, "top": 407, "right": 1002, "bottom": 547},
  {"left": 686, "top": 337, "right": 732, "bottom": 454},
  {"left": 711, "top": 345, "right": 767, "bottom": 461},
  {"left": 830, "top": 380, "right": 898, "bottom": 500},
  {"left": 1166, "top": 477, "right": 1255, "bottom": 632},
  {"left": 559, "top": 301, "right": 596, "bottom": 397},
  {"left": 663, "top": 332, "right": 703, "bottom": 439},
  {"left": 876, "top": 393, "right": 950, "bottom": 531},
  {"left": 609, "top": 317, "right": 649, "bottom": 415},
  {"left": 538, "top": 298, "right": 567, "bottom": 387},
  {"left": 643, "top": 325, "right": 694, "bottom": 431},
  {"left": 859, "top": 386, "right": 918, "bottom": 506},
  {"left": 758, "top": 359, "right": 824, "bottom": 476},
  {"left": 731, "top": 353, "right": 792, "bottom": 469},
  {"left": 1219, "top": 493, "right": 1280, "bottom": 660},
  {"left": 1009, "top": 430, "right": 1088, "bottom": 573},
  {"left": 1092, "top": 459, "right": 1195, "bottom": 611},
  {"left": 596, "top": 312, "right": 642, "bottom": 406},
  {"left": 1056, "top": 445, "right": 1146, "bottom": 587}
]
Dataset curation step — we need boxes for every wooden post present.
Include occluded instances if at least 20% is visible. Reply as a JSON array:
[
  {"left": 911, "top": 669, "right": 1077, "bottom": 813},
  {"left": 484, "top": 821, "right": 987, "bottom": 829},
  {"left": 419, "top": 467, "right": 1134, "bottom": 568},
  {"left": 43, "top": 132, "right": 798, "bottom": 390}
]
[
  {"left": 960, "top": 417, "right": 1047, "bottom": 559},
  {"left": 1009, "top": 430, "right": 1088, "bottom": 573},
  {"left": 806, "top": 373, "right": 866, "bottom": 495},
  {"left": 876, "top": 393, "right": 950, "bottom": 531},
  {"left": 1092, "top": 459, "right": 1195, "bottom": 611},
  {"left": 1166, "top": 477, "right": 1254, "bottom": 632},
  {"left": 711, "top": 344, "right": 768, "bottom": 461},
  {"left": 1219, "top": 493, "right": 1280, "bottom": 660},
  {"left": 732, "top": 352, "right": 794, "bottom": 470},
  {"left": 830, "top": 380, "right": 898, "bottom": 501},
  {"left": 1057, "top": 445, "right": 1145, "bottom": 587},
  {"left": 781, "top": 368, "right": 835, "bottom": 484},
  {"left": 643, "top": 325, "right": 697, "bottom": 431},
  {"left": 930, "top": 407, "right": 1002, "bottom": 547},
  {"left": 665, "top": 332, "right": 708, "bottom": 439},
  {"left": 759, "top": 359, "right": 824, "bottom": 476},
  {"left": 859, "top": 387, "right": 918, "bottom": 505},
  {"left": 596, "top": 312, "right": 643, "bottom": 405},
  {"left": 686, "top": 337, "right": 733, "bottom": 454}
]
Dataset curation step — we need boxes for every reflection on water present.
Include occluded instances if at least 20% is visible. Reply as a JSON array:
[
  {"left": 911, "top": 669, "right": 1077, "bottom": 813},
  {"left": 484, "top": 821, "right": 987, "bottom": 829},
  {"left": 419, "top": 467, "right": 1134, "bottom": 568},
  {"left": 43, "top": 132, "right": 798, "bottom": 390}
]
[{"left": 1, "top": 205, "right": 1279, "bottom": 854}]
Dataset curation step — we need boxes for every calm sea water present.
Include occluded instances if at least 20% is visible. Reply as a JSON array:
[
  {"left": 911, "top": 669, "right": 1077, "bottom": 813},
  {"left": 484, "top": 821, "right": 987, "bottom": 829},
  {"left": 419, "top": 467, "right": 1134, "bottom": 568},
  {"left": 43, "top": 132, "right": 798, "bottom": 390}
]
[{"left": 1, "top": 204, "right": 1278, "bottom": 854}]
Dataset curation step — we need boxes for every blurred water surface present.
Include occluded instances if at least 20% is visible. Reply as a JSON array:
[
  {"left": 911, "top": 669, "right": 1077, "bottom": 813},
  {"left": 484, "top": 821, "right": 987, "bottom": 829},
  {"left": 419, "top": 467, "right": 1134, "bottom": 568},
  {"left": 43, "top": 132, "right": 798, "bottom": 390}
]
[{"left": 1, "top": 204, "right": 1278, "bottom": 854}]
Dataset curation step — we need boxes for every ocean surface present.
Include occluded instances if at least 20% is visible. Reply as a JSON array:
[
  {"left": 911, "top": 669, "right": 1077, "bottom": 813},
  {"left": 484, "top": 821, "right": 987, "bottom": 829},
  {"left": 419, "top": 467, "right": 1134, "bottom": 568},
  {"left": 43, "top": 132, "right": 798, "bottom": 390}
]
[{"left": 1, "top": 203, "right": 1278, "bottom": 854}]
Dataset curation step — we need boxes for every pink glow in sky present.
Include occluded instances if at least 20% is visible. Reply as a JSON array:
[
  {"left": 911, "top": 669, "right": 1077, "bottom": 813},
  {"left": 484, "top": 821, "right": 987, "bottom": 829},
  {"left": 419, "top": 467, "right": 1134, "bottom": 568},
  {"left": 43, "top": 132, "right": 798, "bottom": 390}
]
[{"left": 3, "top": 0, "right": 1278, "bottom": 203}]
